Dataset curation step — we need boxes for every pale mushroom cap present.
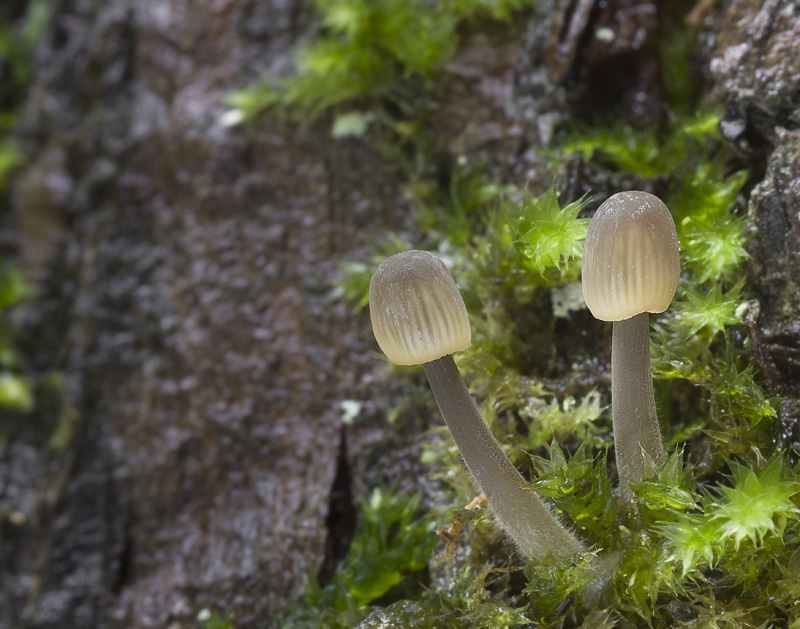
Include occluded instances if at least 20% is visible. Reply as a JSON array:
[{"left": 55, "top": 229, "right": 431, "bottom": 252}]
[
  {"left": 369, "top": 250, "right": 471, "bottom": 365},
  {"left": 582, "top": 191, "right": 680, "bottom": 321}
]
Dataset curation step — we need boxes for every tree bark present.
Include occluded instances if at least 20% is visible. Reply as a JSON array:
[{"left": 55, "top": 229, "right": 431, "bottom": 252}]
[{"left": 1, "top": 0, "right": 798, "bottom": 627}]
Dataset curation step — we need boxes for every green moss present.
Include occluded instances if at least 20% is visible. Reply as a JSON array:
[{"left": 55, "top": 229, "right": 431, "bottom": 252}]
[
  {"left": 0, "top": 138, "right": 22, "bottom": 193},
  {"left": 671, "top": 282, "right": 746, "bottom": 338},
  {"left": 557, "top": 111, "right": 722, "bottom": 179},
  {"left": 506, "top": 188, "right": 590, "bottom": 280},
  {"left": 0, "top": 244, "right": 27, "bottom": 411},
  {"left": 282, "top": 489, "right": 439, "bottom": 628},
  {"left": 197, "top": 611, "right": 235, "bottom": 629},
  {"left": 659, "top": 456, "right": 800, "bottom": 585},
  {"left": 530, "top": 442, "right": 615, "bottom": 545},
  {"left": 672, "top": 165, "right": 750, "bottom": 284},
  {"left": 417, "top": 111, "right": 790, "bottom": 623},
  {"left": 1, "top": 0, "right": 48, "bottom": 189},
  {"left": 630, "top": 450, "right": 698, "bottom": 527},
  {"left": 224, "top": 0, "right": 530, "bottom": 125},
  {"left": 0, "top": 0, "right": 48, "bottom": 95},
  {"left": 0, "top": 1, "right": 48, "bottom": 414},
  {"left": 353, "top": 563, "right": 537, "bottom": 629},
  {"left": 523, "top": 548, "right": 599, "bottom": 623}
]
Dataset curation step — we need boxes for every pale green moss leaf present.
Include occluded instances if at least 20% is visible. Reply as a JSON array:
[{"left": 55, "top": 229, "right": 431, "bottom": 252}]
[
  {"left": 283, "top": 489, "right": 438, "bottom": 628},
  {"left": 681, "top": 213, "right": 751, "bottom": 283},
  {"left": 709, "top": 458, "right": 800, "bottom": 551},
  {"left": 529, "top": 442, "right": 615, "bottom": 543},
  {"left": 631, "top": 450, "right": 699, "bottom": 526},
  {"left": 0, "top": 139, "right": 22, "bottom": 192},
  {"left": 332, "top": 111, "right": 374, "bottom": 138},
  {"left": 659, "top": 514, "right": 717, "bottom": 576},
  {"left": 0, "top": 372, "right": 33, "bottom": 412},
  {"left": 516, "top": 389, "right": 608, "bottom": 451},
  {"left": 524, "top": 548, "right": 599, "bottom": 622},
  {"left": 506, "top": 188, "right": 590, "bottom": 278},
  {"left": 673, "top": 282, "right": 747, "bottom": 337}
]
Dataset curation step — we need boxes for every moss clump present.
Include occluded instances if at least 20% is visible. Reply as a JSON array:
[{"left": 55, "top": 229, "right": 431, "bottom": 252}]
[
  {"left": 282, "top": 489, "right": 439, "bottom": 628},
  {"left": 1, "top": 0, "right": 48, "bottom": 190},
  {"left": 197, "top": 611, "right": 235, "bottom": 629},
  {"left": 0, "top": 267, "right": 31, "bottom": 412},
  {"left": 223, "top": 0, "right": 529, "bottom": 125},
  {"left": 506, "top": 189, "right": 590, "bottom": 280},
  {"left": 0, "top": 1, "right": 48, "bottom": 415}
]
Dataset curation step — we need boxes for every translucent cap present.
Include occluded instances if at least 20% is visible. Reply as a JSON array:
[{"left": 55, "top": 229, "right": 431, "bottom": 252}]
[
  {"left": 582, "top": 191, "right": 680, "bottom": 321},
  {"left": 369, "top": 250, "right": 471, "bottom": 365}
]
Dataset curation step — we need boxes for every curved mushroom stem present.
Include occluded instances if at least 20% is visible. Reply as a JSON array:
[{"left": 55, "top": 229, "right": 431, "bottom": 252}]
[
  {"left": 612, "top": 312, "right": 666, "bottom": 503},
  {"left": 423, "top": 354, "right": 584, "bottom": 561}
]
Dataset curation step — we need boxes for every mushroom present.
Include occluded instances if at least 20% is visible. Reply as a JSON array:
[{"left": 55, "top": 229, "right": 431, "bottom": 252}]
[
  {"left": 370, "top": 250, "right": 583, "bottom": 561},
  {"left": 581, "top": 191, "right": 680, "bottom": 503}
]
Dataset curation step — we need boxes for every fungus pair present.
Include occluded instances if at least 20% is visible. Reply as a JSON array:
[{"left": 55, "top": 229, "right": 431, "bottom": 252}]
[{"left": 368, "top": 191, "right": 679, "bottom": 559}]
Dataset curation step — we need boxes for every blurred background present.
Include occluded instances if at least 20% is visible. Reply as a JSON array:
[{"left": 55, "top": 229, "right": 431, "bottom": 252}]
[{"left": 1, "top": 0, "right": 799, "bottom": 627}]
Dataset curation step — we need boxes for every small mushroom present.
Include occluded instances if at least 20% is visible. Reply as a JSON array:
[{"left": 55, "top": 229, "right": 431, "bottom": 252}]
[
  {"left": 370, "top": 250, "right": 583, "bottom": 561},
  {"left": 582, "top": 191, "right": 680, "bottom": 503}
]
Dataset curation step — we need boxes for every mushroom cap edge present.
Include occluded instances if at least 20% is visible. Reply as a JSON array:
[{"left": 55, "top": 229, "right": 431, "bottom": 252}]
[{"left": 369, "top": 250, "right": 471, "bottom": 365}]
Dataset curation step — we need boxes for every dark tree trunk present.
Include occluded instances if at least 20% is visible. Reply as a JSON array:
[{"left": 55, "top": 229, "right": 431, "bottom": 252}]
[{"left": 4, "top": 1, "right": 417, "bottom": 626}]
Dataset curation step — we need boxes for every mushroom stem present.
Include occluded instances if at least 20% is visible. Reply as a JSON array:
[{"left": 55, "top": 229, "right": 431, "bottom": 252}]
[
  {"left": 424, "top": 354, "right": 584, "bottom": 561},
  {"left": 611, "top": 312, "right": 666, "bottom": 503}
]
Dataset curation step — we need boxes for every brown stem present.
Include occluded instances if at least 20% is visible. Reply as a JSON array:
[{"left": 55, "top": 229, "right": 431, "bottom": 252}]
[
  {"left": 612, "top": 312, "right": 666, "bottom": 503},
  {"left": 424, "top": 354, "right": 583, "bottom": 560}
]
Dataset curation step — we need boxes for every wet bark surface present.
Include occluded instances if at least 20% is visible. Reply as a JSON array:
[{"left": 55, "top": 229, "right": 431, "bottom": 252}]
[
  {"left": 710, "top": 0, "right": 800, "bottom": 160},
  {"left": 708, "top": 0, "right": 800, "bottom": 450},
  {"left": 747, "top": 128, "right": 800, "bottom": 449},
  {"left": 4, "top": 1, "right": 417, "bottom": 626},
  {"left": 0, "top": 0, "right": 798, "bottom": 627}
]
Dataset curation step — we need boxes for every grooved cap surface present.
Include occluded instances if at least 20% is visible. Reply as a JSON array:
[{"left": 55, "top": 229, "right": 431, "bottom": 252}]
[
  {"left": 582, "top": 191, "right": 680, "bottom": 321},
  {"left": 369, "top": 250, "right": 471, "bottom": 365}
]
